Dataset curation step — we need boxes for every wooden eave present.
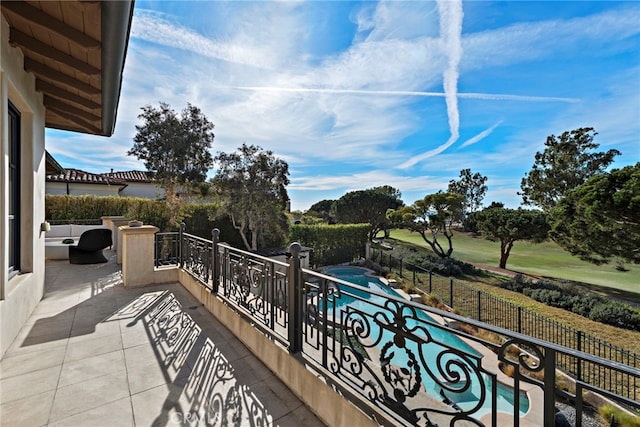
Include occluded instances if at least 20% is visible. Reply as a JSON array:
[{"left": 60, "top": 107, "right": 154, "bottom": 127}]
[{"left": 1, "top": 1, "right": 134, "bottom": 136}]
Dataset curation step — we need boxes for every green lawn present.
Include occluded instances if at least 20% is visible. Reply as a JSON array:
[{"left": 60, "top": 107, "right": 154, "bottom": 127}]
[{"left": 389, "top": 229, "right": 640, "bottom": 295}]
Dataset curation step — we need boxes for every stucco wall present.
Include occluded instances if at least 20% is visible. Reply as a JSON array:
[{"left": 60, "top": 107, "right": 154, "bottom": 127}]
[
  {"left": 45, "top": 182, "right": 121, "bottom": 197},
  {"left": 45, "top": 182, "right": 68, "bottom": 195},
  {"left": 119, "top": 182, "right": 164, "bottom": 199},
  {"left": 0, "top": 15, "right": 47, "bottom": 357}
]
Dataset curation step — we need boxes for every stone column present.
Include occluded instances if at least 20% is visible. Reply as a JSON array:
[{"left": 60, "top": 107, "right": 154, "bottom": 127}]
[
  {"left": 100, "top": 216, "right": 126, "bottom": 250},
  {"left": 121, "top": 225, "right": 158, "bottom": 287},
  {"left": 100, "top": 215, "right": 125, "bottom": 230},
  {"left": 113, "top": 218, "right": 131, "bottom": 264}
]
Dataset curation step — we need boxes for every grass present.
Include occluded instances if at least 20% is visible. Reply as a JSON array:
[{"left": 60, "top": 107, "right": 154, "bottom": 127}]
[
  {"left": 389, "top": 229, "right": 640, "bottom": 296},
  {"left": 381, "top": 246, "right": 640, "bottom": 356}
]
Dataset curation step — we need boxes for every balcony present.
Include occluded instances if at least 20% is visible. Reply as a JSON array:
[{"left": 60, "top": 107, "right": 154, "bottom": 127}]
[
  {"left": 2, "top": 223, "right": 639, "bottom": 426},
  {"left": 0, "top": 251, "right": 323, "bottom": 426}
]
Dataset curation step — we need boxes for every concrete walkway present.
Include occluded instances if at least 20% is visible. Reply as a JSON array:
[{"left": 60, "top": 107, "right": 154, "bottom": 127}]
[{"left": 0, "top": 252, "right": 324, "bottom": 426}]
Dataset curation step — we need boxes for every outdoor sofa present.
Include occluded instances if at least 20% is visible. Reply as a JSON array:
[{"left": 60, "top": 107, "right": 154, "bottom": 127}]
[{"left": 45, "top": 224, "right": 109, "bottom": 260}]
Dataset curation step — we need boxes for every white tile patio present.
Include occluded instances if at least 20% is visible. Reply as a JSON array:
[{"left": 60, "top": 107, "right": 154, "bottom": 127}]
[{"left": 0, "top": 251, "right": 325, "bottom": 426}]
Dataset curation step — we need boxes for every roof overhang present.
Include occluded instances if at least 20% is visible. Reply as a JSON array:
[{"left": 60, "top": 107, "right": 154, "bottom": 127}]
[{"left": 1, "top": 1, "right": 134, "bottom": 136}]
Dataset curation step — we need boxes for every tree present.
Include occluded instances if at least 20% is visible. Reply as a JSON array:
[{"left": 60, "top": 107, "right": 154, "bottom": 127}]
[
  {"left": 387, "top": 191, "right": 464, "bottom": 258},
  {"left": 549, "top": 163, "right": 640, "bottom": 266},
  {"left": 448, "top": 168, "right": 488, "bottom": 216},
  {"left": 474, "top": 207, "right": 549, "bottom": 269},
  {"left": 128, "top": 102, "right": 215, "bottom": 226},
  {"left": 520, "top": 127, "right": 620, "bottom": 211},
  {"left": 307, "top": 199, "right": 336, "bottom": 223},
  {"left": 212, "top": 144, "right": 289, "bottom": 251},
  {"left": 332, "top": 187, "right": 403, "bottom": 241}
]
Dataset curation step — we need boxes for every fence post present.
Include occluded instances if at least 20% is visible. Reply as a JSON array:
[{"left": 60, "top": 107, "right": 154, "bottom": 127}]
[
  {"left": 543, "top": 348, "right": 557, "bottom": 425},
  {"left": 517, "top": 306, "right": 522, "bottom": 334},
  {"left": 577, "top": 331, "right": 583, "bottom": 382},
  {"left": 211, "top": 228, "right": 220, "bottom": 294},
  {"left": 449, "top": 278, "right": 454, "bottom": 307},
  {"left": 477, "top": 290, "right": 482, "bottom": 322},
  {"left": 429, "top": 271, "right": 433, "bottom": 294},
  {"left": 288, "top": 242, "right": 303, "bottom": 353},
  {"left": 399, "top": 258, "right": 403, "bottom": 278},
  {"left": 179, "top": 222, "right": 185, "bottom": 268},
  {"left": 413, "top": 269, "right": 416, "bottom": 287}
]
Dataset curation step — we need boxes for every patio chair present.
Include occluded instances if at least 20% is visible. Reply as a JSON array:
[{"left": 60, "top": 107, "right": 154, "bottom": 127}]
[{"left": 69, "top": 228, "right": 113, "bottom": 264}]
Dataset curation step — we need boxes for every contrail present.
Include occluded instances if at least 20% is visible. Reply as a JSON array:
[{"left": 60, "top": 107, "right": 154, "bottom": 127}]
[
  {"left": 399, "top": 0, "right": 464, "bottom": 169},
  {"left": 460, "top": 120, "right": 503, "bottom": 148},
  {"left": 228, "top": 86, "right": 579, "bottom": 103}
]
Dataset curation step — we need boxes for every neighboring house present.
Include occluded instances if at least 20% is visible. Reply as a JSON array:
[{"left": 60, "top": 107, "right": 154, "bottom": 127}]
[
  {"left": 100, "top": 169, "right": 164, "bottom": 199},
  {"left": 46, "top": 168, "right": 126, "bottom": 197},
  {"left": 45, "top": 163, "right": 164, "bottom": 199},
  {"left": 0, "top": 1, "right": 134, "bottom": 357}
]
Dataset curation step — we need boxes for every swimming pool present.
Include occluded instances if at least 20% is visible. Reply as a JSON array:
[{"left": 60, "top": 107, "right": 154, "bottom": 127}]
[{"left": 323, "top": 266, "right": 530, "bottom": 419}]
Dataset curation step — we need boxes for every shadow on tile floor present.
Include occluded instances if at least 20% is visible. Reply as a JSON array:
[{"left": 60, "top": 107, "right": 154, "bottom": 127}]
[{"left": 1, "top": 254, "right": 324, "bottom": 427}]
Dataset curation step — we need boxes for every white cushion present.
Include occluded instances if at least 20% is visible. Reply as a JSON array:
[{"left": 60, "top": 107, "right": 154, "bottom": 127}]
[{"left": 46, "top": 225, "right": 72, "bottom": 238}]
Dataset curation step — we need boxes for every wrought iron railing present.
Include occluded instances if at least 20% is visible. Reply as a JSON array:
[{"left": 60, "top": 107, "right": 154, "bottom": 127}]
[
  {"left": 372, "top": 249, "right": 640, "bottom": 401},
  {"left": 154, "top": 228, "right": 640, "bottom": 426},
  {"left": 155, "top": 232, "right": 180, "bottom": 267}
]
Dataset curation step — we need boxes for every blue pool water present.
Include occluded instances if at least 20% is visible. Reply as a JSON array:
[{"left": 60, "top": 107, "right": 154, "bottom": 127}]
[{"left": 323, "top": 266, "right": 530, "bottom": 419}]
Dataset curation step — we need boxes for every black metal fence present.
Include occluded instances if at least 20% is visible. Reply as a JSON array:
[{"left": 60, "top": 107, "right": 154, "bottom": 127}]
[
  {"left": 371, "top": 248, "right": 640, "bottom": 402},
  {"left": 47, "top": 218, "right": 103, "bottom": 225},
  {"left": 153, "top": 229, "right": 640, "bottom": 426}
]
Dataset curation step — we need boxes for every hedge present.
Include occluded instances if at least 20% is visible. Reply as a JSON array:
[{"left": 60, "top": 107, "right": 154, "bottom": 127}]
[
  {"left": 46, "top": 195, "right": 371, "bottom": 265},
  {"left": 45, "top": 195, "right": 274, "bottom": 249},
  {"left": 289, "top": 223, "right": 369, "bottom": 267}
]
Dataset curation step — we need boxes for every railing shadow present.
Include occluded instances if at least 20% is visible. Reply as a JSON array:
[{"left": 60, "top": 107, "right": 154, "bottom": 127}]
[
  {"left": 20, "top": 255, "right": 305, "bottom": 426},
  {"left": 114, "top": 288, "right": 286, "bottom": 426}
]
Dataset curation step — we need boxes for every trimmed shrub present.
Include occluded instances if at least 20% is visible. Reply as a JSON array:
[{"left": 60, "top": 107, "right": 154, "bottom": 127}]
[
  {"left": 506, "top": 273, "right": 640, "bottom": 331},
  {"left": 290, "top": 223, "right": 369, "bottom": 267}
]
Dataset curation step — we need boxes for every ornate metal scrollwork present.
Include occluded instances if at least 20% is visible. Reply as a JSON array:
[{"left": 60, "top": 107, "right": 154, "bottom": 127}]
[
  {"left": 223, "top": 254, "right": 275, "bottom": 327},
  {"left": 328, "top": 297, "right": 490, "bottom": 425},
  {"left": 183, "top": 236, "right": 211, "bottom": 284}
]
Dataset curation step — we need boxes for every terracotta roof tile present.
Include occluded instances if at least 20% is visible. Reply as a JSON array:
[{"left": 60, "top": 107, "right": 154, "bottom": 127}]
[
  {"left": 101, "top": 170, "right": 154, "bottom": 183},
  {"left": 46, "top": 169, "right": 126, "bottom": 185},
  {"left": 46, "top": 169, "right": 155, "bottom": 184}
]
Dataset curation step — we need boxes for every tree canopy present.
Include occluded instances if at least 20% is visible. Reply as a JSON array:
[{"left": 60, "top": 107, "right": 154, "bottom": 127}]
[
  {"left": 473, "top": 207, "right": 549, "bottom": 269},
  {"left": 128, "top": 102, "right": 215, "bottom": 227},
  {"left": 332, "top": 186, "right": 403, "bottom": 241},
  {"left": 129, "top": 102, "right": 215, "bottom": 186},
  {"left": 212, "top": 144, "right": 289, "bottom": 251},
  {"left": 519, "top": 127, "right": 620, "bottom": 211},
  {"left": 549, "top": 163, "right": 640, "bottom": 266},
  {"left": 387, "top": 191, "right": 464, "bottom": 258},
  {"left": 447, "top": 168, "right": 488, "bottom": 216},
  {"left": 306, "top": 199, "right": 335, "bottom": 223}
]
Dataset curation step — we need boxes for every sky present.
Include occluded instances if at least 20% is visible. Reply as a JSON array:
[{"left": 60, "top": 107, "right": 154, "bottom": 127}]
[{"left": 46, "top": 1, "right": 640, "bottom": 211}]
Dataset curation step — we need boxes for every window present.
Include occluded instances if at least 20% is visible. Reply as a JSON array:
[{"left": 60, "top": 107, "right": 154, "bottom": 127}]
[{"left": 8, "top": 102, "right": 20, "bottom": 278}]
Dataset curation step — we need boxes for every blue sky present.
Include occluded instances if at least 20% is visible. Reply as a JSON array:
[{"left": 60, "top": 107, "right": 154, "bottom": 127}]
[{"left": 47, "top": 1, "right": 640, "bottom": 211}]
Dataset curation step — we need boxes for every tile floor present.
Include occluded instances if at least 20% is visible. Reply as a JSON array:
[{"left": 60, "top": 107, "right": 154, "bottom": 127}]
[{"left": 1, "top": 252, "right": 324, "bottom": 426}]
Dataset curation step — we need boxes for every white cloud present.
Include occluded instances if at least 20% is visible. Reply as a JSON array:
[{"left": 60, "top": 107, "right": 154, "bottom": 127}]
[
  {"left": 461, "top": 6, "right": 640, "bottom": 71},
  {"left": 47, "top": 1, "right": 638, "bottom": 212},
  {"left": 290, "top": 169, "right": 450, "bottom": 194}
]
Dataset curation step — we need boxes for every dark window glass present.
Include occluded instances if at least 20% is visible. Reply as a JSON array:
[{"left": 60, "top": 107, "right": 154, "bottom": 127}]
[{"left": 8, "top": 102, "right": 20, "bottom": 277}]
